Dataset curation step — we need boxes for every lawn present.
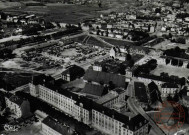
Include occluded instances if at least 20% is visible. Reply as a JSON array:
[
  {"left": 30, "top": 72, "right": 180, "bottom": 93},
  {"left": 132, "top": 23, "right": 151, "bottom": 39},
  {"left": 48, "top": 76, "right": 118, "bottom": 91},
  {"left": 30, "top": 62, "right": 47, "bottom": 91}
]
[
  {"left": 101, "top": 37, "right": 136, "bottom": 46},
  {"left": 151, "top": 64, "right": 189, "bottom": 78}
]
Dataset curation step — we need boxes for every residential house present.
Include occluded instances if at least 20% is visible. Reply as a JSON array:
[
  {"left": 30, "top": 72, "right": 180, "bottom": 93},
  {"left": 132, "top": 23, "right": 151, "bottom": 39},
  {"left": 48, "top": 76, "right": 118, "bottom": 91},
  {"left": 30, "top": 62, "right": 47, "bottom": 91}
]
[
  {"left": 42, "top": 116, "right": 67, "bottom": 135},
  {"left": 109, "top": 47, "right": 127, "bottom": 61},
  {"left": 128, "top": 46, "right": 150, "bottom": 55},
  {"left": 92, "top": 104, "right": 149, "bottom": 135},
  {"left": 96, "top": 88, "right": 127, "bottom": 108},
  {"left": 161, "top": 83, "right": 179, "bottom": 97},
  {"left": 112, "top": 101, "right": 127, "bottom": 113},
  {"left": 5, "top": 95, "right": 31, "bottom": 119},
  {"left": 126, "top": 15, "right": 137, "bottom": 20}
]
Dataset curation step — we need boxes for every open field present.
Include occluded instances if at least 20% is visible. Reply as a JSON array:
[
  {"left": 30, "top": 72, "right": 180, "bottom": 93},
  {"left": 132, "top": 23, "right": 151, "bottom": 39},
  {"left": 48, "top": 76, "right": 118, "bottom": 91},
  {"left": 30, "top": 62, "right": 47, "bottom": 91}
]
[
  {"left": 151, "top": 64, "right": 189, "bottom": 78},
  {"left": 152, "top": 40, "right": 189, "bottom": 50},
  {"left": 0, "top": 1, "right": 22, "bottom": 10},
  {"left": 101, "top": 37, "right": 135, "bottom": 46},
  {"left": 2, "top": 0, "right": 138, "bottom": 23}
]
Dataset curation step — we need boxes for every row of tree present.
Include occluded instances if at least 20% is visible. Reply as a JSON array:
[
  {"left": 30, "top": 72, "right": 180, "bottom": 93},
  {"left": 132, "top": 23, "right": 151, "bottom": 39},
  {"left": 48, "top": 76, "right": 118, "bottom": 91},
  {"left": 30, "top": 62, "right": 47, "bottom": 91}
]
[
  {"left": 134, "top": 59, "right": 157, "bottom": 76},
  {"left": 163, "top": 46, "right": 186, "bottom": 58},
  {"left": 0, "top": 49, "right": 15, "bottom": 59}
]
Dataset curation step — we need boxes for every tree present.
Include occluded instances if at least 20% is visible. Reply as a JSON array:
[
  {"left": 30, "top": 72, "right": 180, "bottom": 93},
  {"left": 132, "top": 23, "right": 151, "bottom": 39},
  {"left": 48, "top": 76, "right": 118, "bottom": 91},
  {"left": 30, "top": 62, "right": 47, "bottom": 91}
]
[
  {"left": 78, "top": 23, "right": 81, "bottom": 28},
  {"left": 126, "top": 54, "right": 132, "bottom": 61},
  {"left": 119, "top": 63, "right": 126, "bottom": 75},
  {"left": 166, "top": 94, "right": 173, "bottom": 101},
  {"left": 166, "top": 59, "right": 170, "bottom": 65},
  {"left": 97, "top": 30, "right": 100, "bottom": 35},
  {"left": 178, "top": 61, "right": 183, "bottom": 67},
  {"left": 109, "top": 81, "right": 115, "bottom": 90},
  {"left": 173, "top": 91, "right": 179, "bottom": 102},
  {"left": 171, "top": 59, "right": 178, "bottom": 66},
  {"left": 179, "top": 86, "right": 187, "bottom": 98},
  {"left": 155, "top": 8, "right": 161, "bottom": 13},
  {"left": 180, "top": 77, "right": 186, "bottom": 86},
  {"left": 98, "top": 2, "right": 102, "bottom": 8},
  {"left": 128, "top": 59, "right": 134, "bottom": 68}
]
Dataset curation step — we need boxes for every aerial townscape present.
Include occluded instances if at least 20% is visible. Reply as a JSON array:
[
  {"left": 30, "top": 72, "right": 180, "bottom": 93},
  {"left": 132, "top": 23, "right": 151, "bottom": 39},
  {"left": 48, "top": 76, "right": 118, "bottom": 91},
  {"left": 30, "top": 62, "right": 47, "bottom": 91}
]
[{"left": 1, "top": 0, "right": 189, "bottom": 135}]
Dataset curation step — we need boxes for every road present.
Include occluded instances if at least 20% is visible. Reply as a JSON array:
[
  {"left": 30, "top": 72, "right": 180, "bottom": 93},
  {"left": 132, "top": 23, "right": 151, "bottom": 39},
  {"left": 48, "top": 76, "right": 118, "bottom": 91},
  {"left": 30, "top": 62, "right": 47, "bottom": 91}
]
[{"left": 127, "top": 80, "right": 166, "bottom": 135}]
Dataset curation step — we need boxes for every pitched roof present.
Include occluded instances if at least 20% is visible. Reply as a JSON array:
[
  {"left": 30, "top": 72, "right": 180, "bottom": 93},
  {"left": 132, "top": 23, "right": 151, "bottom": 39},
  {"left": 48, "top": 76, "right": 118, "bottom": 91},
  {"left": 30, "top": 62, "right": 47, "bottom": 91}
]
[
  {"left": 92, "top": 102, "right": 147, "bottom": 131},
  {"left": 42, "top": 116, "right": 68, "bottom": 135},
  {"left": 62, "top": 65, "right": 85, "bottom": 77},
  {"left": 138, "top": 74, "right": 181, "bottom": 84},
  {"left": 83, "top": 83, "right": 104, "bottom": 96},
  {"left": 37, "top": 83, "right": 148, "bottom": 131},
  {"left": 9, "top": 95, "right": 24, "bottom": 106},
  {"left": 83, "top": 69, "right": 126, "bottom": 88},
  {"left": 129, "top": 46, "right": 150, "bottom": 54},
  {"left": 134, "top": 82, "right": 148, "bottom": 103},
  {"left": 162, "top": 83, "right": 179, "bottom": 88},
  {"left": 96, "top": 93, "right": 118, "bottom": 104}
]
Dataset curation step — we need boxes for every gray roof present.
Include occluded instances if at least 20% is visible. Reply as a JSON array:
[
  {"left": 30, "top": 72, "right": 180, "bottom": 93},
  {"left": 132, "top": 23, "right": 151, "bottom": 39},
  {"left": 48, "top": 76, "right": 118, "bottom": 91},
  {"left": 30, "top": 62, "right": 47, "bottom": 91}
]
[
  {"left": 84, "top": 69, "right": 126, "bottom": 88},
  {"left": 42, "top": 116, "right": 67, "bottom": 135},
  {"left": 83, "top": 83, "right": 104, "bottom": 96}
]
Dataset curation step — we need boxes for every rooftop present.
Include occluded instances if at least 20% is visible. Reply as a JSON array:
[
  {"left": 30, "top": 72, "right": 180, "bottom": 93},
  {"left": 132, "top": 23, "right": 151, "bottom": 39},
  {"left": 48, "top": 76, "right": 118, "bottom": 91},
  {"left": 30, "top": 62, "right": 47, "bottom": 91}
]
[
  {"left": 162, "top": 83, "right": 179, "bottom": 88},
  {"left": 112, "top": 87, "right": 126, "bottom": 94},
  {"left": 32, "top": 80, "right": 148, "bottom": 132},
  {"left": 42, "top": 116, "right": 67, "bottom": 134},
  {"left": 122, "top": 112, "right": 136, "bottom": 119},
  {"left": 8, "top": 95, "right": 25, "bottom": 106},
  {"left": 113, "top": 102, "right": 126, "bottom": 109},
  {"left": 94, "top": 58, "right": 122, "bottom": 74},
  {"left": 82, "top": 83, "right": 105, "bottom": 97},
  {"left": 134, "top": 82, "right": 148, "bottom": 103},
  {"left": 96, "top": 92, "right": 118, "bottom": 105},
  {"left": 84, "top": 69, "right": 126, "bottom": 88}
]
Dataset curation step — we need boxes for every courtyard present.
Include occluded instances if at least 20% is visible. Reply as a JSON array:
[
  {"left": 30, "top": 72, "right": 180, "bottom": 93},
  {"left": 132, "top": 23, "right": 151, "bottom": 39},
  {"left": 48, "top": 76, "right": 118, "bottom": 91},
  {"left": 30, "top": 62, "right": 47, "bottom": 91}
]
[{"left": 151, "top": 64, "right": 189, "bottom": 78}]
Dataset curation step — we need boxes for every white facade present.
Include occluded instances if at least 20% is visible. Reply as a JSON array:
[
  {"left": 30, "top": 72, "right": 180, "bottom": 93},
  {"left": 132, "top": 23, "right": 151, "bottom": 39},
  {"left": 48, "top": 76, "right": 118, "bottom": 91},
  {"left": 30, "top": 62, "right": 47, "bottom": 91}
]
[
  {"left": 161, "top": 88, "right": 177, "bottom": 97},
  {"left": 92, "top": 110, "right": 148, "bottom": 135},
  {"left": 28, "top": 83, "right": 148, "bottom": 135},
  {"left": 93, "top": 65, "right": 102, "bottom": 72},
  {"left": 137, "top": 77, "right": 163, "bottom": 85},
  {"left": 29, "top": 84, "right": 90, "bottom": 125},
  {"left": 5, "top": 97, "right": 22, "bottom": 118}
]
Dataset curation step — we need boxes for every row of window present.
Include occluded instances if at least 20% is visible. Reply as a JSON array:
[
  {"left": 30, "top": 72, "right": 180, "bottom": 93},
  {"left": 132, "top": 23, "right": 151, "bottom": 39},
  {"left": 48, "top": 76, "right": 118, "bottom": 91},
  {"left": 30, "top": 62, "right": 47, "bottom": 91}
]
[{"left": 37, "top": 86, "right": 90, "bottom": 124}]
